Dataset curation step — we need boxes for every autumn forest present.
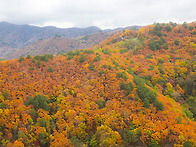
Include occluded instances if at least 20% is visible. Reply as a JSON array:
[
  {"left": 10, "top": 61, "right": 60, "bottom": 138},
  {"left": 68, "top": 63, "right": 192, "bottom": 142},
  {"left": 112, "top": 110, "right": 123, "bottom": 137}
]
[{"left": 0, "top": 22, "right": 196, "bottom": 146}]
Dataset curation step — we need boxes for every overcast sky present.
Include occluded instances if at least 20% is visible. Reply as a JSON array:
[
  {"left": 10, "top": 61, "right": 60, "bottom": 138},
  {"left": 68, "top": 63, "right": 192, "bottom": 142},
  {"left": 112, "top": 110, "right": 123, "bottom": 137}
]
[{"left": 0, "top": 0, "right": 195, "bottom": 29}]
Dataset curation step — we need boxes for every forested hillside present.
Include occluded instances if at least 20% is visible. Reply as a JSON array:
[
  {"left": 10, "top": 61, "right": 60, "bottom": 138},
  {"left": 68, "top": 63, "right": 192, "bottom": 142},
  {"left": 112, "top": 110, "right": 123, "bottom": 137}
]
[{"left": 0, "top": 22, "right": 195, "bottom": 146}]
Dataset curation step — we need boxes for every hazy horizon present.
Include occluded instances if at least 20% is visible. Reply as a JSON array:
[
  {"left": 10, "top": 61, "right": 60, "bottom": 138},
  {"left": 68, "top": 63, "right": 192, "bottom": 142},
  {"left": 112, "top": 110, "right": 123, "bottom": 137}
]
[{"left": 0, "top": 0, "right": 196, "bottom": 29}]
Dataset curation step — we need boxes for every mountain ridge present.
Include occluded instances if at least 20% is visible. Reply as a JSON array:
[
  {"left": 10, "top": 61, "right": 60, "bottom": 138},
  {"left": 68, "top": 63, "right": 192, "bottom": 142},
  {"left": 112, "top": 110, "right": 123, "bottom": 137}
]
[
  {"left": 0, "top": 22, "right": 141, "bottom": 59},
  {"left": 0, "top": 22, "right": 101, "bottom": 58}
]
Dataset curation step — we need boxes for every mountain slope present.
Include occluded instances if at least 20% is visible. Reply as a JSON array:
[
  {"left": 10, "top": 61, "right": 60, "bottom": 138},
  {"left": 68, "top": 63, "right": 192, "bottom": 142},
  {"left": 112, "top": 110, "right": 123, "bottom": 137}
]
[
  {"left": 0, "top": 22, "right": 141, "bottom": 59},
  {"left": 0, "top": 22, "right": 195, "bottom": 146},
  {"left": 4, "top": 31, "right": 115, "bottom": 59},
  {"left": 0, "top": 22, "right": 101, "bottom": 58}
]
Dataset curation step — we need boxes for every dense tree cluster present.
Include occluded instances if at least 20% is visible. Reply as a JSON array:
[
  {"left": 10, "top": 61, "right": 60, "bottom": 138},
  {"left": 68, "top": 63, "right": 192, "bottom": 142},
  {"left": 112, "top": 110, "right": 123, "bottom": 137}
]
[{"left": 0, "top": 21, "right": 196, "bottom": 146}]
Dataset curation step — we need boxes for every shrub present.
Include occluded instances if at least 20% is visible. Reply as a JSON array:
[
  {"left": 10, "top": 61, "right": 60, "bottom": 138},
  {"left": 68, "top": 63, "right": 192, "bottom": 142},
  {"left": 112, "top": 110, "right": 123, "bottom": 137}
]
[
  {"left": 123, "top": 128, "right": 139, "bottom": 146},
  {"left": 148, "top": 39, "right": 161, "bottom": 51},
  {"left": 158, "top": 59, "right": 164, "bottom": 64},
  {"left": 176, "top": 116, "right": 182, "bottom": 124},
  {"left": 183, "top": 140, "right": 194, "bottom": 147},
  {"left": 141, "top": 75, "right": 151, "bottom": 81},
  {"left": 108, "top": 65, "right": 112, "bottom": 70},
  {"left": 90, "top": 135, "right": 98, "bottom": 146},
  {"left": 120, "top": 48, "right": 128, "bottom": 54},
  {"left": 150, "top": 23, "right": 163, "bottom": 37},
  {"left": 25, "top": 94, "right": 49, "bottom": 111},
  {"left": 83, "top": 50, "right": 94, "bottom": 54},
  {"left": 97, "top": 99, "right": 104, "bottom": 109},
  {"left": 143, "top": 98, "right": 150, "bottom": 108},
  {"left": 34, "top": 54, "right": 51, "bottom": 62},
  {"left": 148, "top": 139, "right": 159, "bottom": 147},
  {"left": 117, "top": 71, "right": 128, "bottom": 81},
  {"left": 3, "top": 91, "right": 9, "bottom": 100},
  {"left": 0, "top": 103, "right": 5, "bottom": 109},
  {"left": 89, "top": 64, "right": 95, "bottom": 71},
  {"left": 39, "top": 118, "right": 46, "bottom": 127},
  {"left": 183, "top": 108, "right": 194, "bottom": 119},
  {"left": 111, "top": 38, "right": 116, "bottom": 43},
  {"left": 148, "top": 65, "right": 155, "bottom": 71},
  {"left": 48, "top": 66, "right": 53, "bottom": 72},
  {"left": 102, "top": 64, "right": 107, "bottom": 69},
  {"left": 37, "top": 60, "right": 41, "bottom": 68},
  {"left": 188, "top": 26, "right": 194, "bottom": 31},
  {"left": 174, "top": 39, "right": 180, "bottom": 45},
  {"left": 17, "top": 131, "right": 24, "bottom": 139},
  {"left": 100, "top": 91, "right": 104, "bottom": 97},
  {"left": 120, "top": 81, "right": 126, "bottom": 90},
  {"left": 29, "top": 66, "right": 34, "bottom": 70},
  {"left": 163, "top": 43, "right": 169, "bottom": 50},
  {"left": 113, "top": 60, "right": 119, "bottom": 68},
  {"left": 146, "top": 54, "right": 153, "bottom": 59},
  {"left": 127, "top": 82, "right": 134, "bottom": 91},
  {"left": 46, "top": 54, "right": 54, "bottom": 59},
  {"left": 30, "top": 108, "right": 37, "bottom": 121},
  {"left": 67, "top": 51, "right": 75, "bottom": 60},
  {"left": 165, "top": 25, "right": 171, "bottom": 32},
  {"left": 134, "top": 76, "right": 164, "bottom": 110},
  {"left": 102, "top": 49, "right": 111, "bottom": 55},
  {"left": 158, "top": 37, "right": 166, "bottom": 45},
  {"left": 94, "top": 55, "right": 101, "bottom": 62},
  {"left": 38, "top": 132, "right": 47, "bottom": 146},
  {"left": 106, "top": 42, "right": 111, "bottom": 45},
  {"left": 182, "top": 22, "right": 188, "bottom": 28},
  {"left": 66, "top": 50, "right": 79, "bottom": 60},
  {"left": 125, "top": 82, "right": 134, "bottom": 96},
  {"left": 169, "top": 21, "right": 177, "bottom": 27},
  {"left": 154, "top": 100, "right": 165, "bottom": 111},
  {"left": 39, "top": 55, "right": 49, "bottom": 62},
  {"left": 31, "top": 58, "right": 36, "bottom": 63},
  {"left": 26, "top": 54, "right": 32, "bottom": 59},
  {"left": 133, "top": 49, "right": 138, "bottom": 55},
  {"left": 18, "top": 56, "right": 24, "bottom": 62},
  {"left": 158, "top": 66, "right": 164, "bottom": 74},
  {"left": 99, "top": 70, "right": 104, "bottom": 76},
  {"left": 79, "top": 54, "right": 85, "bottom": 63}
]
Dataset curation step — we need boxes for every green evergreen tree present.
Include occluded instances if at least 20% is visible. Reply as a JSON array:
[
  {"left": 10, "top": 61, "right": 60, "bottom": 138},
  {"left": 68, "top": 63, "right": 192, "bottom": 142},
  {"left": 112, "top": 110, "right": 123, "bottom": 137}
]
[{"left": 120, "top": 81, "right": 126, "bottom": 90}]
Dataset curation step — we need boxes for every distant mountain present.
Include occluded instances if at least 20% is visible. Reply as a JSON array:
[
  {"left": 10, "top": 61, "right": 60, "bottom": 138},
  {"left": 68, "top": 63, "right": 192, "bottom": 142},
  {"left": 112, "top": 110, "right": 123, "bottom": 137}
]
[
  {"left": 104, "top": 25, "right": 141, "bottom": 32},
  {"left": 0, "top": 22, "right": 141, "bottom": 59},
  {"left": 0, "top": 22, "right": 101, "bottom": 58},
  {"left": 5, "top": 31, "right": 114, "bottom": 59}
]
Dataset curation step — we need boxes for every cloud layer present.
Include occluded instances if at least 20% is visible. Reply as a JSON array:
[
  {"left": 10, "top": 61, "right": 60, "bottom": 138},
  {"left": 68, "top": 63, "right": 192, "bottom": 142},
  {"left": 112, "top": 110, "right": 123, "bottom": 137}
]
[{"left": 0, "top": 0, "right": 195, "bottom": 29}]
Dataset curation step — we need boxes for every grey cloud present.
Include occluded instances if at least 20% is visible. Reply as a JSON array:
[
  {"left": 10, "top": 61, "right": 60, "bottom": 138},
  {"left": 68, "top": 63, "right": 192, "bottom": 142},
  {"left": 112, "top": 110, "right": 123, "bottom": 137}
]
[{"left": 0, "top": 0, "right": 195, "bottom": 29}]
